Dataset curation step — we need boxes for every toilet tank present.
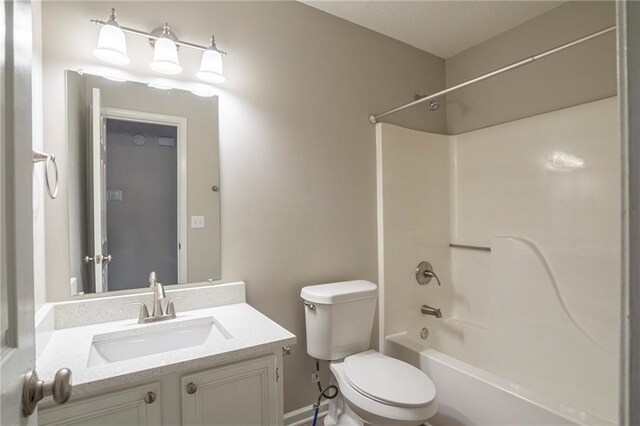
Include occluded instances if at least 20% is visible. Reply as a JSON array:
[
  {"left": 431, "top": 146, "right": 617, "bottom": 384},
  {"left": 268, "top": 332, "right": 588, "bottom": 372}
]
[{"left": 300, "top": 280, "right": 377, "bottom": 360}]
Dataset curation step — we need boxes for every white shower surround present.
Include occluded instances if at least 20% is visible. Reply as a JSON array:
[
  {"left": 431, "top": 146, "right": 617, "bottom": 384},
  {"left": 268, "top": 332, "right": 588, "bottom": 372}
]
[{"left": 376, "top": 97, "right": 620, "bottom": 424}]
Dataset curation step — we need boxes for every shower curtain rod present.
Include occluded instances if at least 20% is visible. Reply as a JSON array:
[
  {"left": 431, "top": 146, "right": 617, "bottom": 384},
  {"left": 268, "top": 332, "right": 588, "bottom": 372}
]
[{"left": 368, "top": 25, "right": 616, "bottom": 124}]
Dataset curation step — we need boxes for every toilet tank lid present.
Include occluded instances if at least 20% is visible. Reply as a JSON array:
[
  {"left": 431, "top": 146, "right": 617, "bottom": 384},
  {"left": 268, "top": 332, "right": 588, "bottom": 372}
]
[{"left": 300, "top": 280, "right": 377, "bottom": 304}]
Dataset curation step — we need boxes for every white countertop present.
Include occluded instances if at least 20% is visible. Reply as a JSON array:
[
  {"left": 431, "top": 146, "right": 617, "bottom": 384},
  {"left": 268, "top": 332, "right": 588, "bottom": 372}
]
[{"left": 37, "top": 302, "right": 296, "bottom": 398}]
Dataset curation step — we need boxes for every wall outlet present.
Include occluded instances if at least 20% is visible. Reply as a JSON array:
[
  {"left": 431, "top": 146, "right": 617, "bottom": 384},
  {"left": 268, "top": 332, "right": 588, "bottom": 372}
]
[
  {"left": 311, "top": 371, "right": 320, "bottom": 383},
  {"left": 191, "top": 216, "right": 205, "bottom": 229}
]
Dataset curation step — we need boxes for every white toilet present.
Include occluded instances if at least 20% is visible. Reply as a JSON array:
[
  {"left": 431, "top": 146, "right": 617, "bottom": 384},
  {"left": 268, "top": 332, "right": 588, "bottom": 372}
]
[{"left": 301, "top": 280, "right": 437, "bottom": 426}]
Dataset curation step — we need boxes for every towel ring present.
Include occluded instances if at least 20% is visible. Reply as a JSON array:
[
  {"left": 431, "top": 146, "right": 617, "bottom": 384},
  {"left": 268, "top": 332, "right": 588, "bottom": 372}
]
[{"left": 32, "top": 150, "right": 59, "bottom": 199}]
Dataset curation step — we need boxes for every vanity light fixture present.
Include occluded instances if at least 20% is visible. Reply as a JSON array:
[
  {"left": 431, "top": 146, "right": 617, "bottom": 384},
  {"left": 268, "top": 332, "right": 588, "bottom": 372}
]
[
  {"left": 150, "top": 23, "right": 183, "bottom": 75},
  {"left": 197, "top": 36, "right": 225, "bottom": 84},
  {"left": 92, "top": 9, "right": 130, "bottom": 65},
  {"left": 91, "top": 8, "right": 227, "bottom": 82}
]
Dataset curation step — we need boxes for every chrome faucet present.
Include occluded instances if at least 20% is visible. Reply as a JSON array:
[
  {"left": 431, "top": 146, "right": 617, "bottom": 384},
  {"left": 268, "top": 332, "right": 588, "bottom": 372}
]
[
  {"left": 149, "top": 271, "right": 166, "bottom": 317},
  {"left": 129, "top": 271, "right": 181, "bottom": 324},
  {"left": 421, "top": 304, "right": 442, "bottom": 318}
]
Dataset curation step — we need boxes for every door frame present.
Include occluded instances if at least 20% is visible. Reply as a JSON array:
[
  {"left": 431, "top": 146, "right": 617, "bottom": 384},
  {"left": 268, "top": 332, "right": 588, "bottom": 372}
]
[
  {"left": 1, "top": 0, "right": 37, "bottom": 424},
  {"left": 617, "top": 1, "right": 640, "bottom": 424},
  {"left": 100, "top": 107, "right": 188, "bottom": 284}
]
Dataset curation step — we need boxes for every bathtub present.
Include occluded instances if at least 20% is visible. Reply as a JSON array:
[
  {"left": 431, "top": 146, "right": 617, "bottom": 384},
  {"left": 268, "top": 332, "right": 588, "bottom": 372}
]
[{"left": 385, "top": 332, "right": 614, "bottom": 426}]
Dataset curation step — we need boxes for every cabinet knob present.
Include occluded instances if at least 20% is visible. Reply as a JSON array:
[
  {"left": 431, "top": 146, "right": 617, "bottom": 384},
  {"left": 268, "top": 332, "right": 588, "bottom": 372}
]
[
  {"left": 186, "top": 382, "right": 198, "bottom": 394},
  {"left": 144, "top": 391, "right": 156, "bottom": 404}
]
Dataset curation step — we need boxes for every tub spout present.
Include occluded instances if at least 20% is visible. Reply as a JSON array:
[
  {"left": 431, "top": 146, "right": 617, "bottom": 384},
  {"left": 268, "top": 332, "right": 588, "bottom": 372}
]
[{"left": 421, "top": 304, "right": 442, "bottom": 318}]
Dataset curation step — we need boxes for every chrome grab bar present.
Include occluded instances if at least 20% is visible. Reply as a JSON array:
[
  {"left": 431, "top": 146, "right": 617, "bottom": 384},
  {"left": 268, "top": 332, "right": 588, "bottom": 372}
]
[{"left": 449, "top": 243, "right": 491, "bottom": 252}]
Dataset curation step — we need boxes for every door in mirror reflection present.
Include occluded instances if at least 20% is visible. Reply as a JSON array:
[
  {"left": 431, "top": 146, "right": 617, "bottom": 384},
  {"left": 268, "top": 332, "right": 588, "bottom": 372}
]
[
  {"left": 87, "top": 104, "right": 188, "bottom": 293},
  {"left": 103, "top": 118, "right": 182, "bottom": 291}
]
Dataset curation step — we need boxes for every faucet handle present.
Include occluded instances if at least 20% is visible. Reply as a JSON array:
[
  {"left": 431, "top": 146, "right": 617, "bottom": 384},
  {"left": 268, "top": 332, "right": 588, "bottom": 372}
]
[
  {"left": 416, "top": 261, "right": 442, "bottom": 286},
  {"left": 166, "top": 297, "right": 185, "bottom": 317},
  {"left": 149, "top": 271, "right": 157, "bottom": 286},
  {"left": 424, "top": 270, "right": 442, "bottom": 286},
  {"left": 127, "top": 302, "right": 150, "bottom": 320}
]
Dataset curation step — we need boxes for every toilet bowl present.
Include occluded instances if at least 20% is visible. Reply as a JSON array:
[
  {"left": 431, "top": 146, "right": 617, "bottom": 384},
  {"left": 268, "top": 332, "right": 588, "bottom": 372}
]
[
  {"left": 326, "top": 351, "right": 437, "bottom": 426},
  {"left": 301, "top": 281, "right": 437, "bottom": 426}
]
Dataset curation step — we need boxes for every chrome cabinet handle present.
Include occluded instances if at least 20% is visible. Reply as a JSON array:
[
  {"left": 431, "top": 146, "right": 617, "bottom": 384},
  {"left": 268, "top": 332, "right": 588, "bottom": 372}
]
[
  {"left": 22, "top": 368, "right": 72, "bottom": 416},
  {"left": 416, "top": 261, "right": 442, "bottom": 286},
  {"left": 186, "top": 382, "right": 198, "bottom": 394}
]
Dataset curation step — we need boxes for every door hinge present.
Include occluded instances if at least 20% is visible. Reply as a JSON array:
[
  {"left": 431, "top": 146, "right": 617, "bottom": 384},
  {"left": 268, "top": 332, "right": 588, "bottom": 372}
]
[{"left": 276, "top": 367, "right": 280, "bottom": 382}]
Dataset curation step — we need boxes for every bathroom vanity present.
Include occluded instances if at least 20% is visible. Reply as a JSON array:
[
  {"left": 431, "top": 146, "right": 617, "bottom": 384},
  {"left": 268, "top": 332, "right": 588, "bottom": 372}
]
[{"left": 35, "top": 282, "right": 295, "bottom": 425}]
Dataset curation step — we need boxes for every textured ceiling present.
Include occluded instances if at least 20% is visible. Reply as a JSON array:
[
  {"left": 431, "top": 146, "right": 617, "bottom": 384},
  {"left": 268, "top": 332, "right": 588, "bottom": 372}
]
[{"left": 302, "top": 1, "right": 566, "bottom": 58}]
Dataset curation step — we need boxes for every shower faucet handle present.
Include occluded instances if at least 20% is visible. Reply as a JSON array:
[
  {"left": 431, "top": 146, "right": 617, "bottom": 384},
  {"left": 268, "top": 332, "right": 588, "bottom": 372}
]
[
  {"left": 423, "top": 270, "right": 442, "bottom": 286},
  {"left": 416, "top": 261, "right": 442, "bottom": 286}
]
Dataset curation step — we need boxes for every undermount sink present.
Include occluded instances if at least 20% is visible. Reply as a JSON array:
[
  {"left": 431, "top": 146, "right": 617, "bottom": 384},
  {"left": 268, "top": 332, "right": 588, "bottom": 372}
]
[{"left": 87, "top": 316, "right": 231, "bottom": 367}]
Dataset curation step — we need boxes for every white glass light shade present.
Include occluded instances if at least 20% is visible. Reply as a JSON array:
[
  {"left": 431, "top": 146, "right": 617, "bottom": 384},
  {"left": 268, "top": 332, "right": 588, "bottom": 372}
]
[
  {"left": 93, "top": 23, "right": 130, "bottom": 65},
  {"left": 150, "top": 37, "right": 182, "bottom": 75},
  {"left": 197, "top": 49, "right": 225, "bottom": 84}
]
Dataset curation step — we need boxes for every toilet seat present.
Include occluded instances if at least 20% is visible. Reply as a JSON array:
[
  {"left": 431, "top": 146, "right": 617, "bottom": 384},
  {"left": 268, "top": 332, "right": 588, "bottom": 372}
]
[
  {"left": 343, "top": 350, "right": 436, "bottom": 408},
  {"left": 330, "top": 351, "right": 437, "bottom": 425}
]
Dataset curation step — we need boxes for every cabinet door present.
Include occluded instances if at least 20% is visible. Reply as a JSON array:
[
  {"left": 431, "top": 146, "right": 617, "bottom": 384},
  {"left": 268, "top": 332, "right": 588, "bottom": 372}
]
[
  {"left": 182, "top": 355, "right": 279, "bottom": 426},
  {"left": 38, "top": 383, "right": 161, "bottom": 426}
]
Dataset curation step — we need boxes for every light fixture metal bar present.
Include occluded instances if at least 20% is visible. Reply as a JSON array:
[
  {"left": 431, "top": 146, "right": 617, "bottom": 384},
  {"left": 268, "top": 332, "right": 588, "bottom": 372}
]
[
  {"left": 90, "top": 19, "right": 227, "bottom": 55},
  {"left": 368, "top": 25, "right": 615, "bottom": 124}
]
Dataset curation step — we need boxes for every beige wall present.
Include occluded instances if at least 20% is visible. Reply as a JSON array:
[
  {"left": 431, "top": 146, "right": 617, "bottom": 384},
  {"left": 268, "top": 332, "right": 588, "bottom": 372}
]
[
  {"left": 41, "top": 1, "right": 446, "bottom": 412},
  {"left": 445, "top": 1, "right": 617, "bottom": 135}
]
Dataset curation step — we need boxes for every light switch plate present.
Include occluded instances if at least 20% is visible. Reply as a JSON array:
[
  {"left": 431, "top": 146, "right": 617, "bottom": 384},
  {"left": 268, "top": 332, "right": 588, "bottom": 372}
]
[
  {"left": 70, "top": 277, "right": 78, "bottom": 296},
  {"left": 191, "top": 216, "right": 205, "bottom": 229}
]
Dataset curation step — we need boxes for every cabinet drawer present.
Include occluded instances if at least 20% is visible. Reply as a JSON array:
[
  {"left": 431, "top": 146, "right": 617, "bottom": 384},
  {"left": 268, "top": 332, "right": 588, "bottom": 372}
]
[{"left": 38, "top": 382, "right": 161, "bottom": 426}]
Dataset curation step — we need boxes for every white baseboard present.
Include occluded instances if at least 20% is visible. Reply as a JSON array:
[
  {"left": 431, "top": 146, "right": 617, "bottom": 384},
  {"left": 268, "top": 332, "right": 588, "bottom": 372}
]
[{"left": 284, "top": 400, "right": 329, "bottom": 426}]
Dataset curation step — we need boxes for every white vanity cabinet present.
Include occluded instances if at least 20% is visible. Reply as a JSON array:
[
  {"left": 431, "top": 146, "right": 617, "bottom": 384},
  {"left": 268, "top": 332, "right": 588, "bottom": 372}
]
[
  {"left": 35, "top": 293, "right": 295, "bottom": 426},
  {"left": 38, "top": 383, "right": 162, "bottom": 426},
  {"left": 38, "top": 353, "right": 284, "bottom": 426}
]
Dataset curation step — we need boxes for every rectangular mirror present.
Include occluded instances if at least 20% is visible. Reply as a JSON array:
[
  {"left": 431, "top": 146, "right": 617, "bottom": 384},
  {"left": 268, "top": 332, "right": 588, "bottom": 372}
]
[{"left": 66, "top": 71, "right": 220, "bottom": 294}]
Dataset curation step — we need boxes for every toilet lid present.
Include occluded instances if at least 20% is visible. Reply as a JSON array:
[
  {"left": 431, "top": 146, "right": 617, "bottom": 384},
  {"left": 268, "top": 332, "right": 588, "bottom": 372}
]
[{"left": 343, "top": 350, "right": 436, "bottom": 408}]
